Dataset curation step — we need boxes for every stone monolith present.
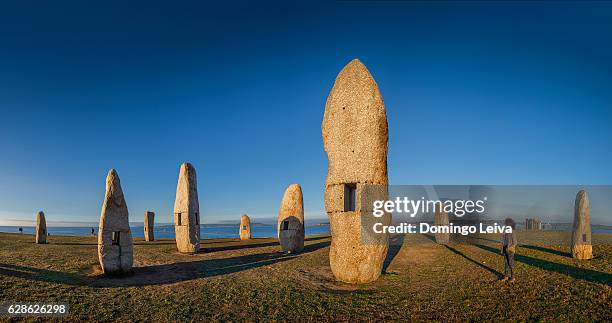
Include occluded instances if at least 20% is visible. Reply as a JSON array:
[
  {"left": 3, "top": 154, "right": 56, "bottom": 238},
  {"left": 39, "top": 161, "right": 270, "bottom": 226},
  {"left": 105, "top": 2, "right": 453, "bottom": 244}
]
[
  {"left": 239, "top": 214, "right": 251, "bottom": 240},
  {"left": 35, "top": 211, "right": 46, "bottom": 244},
  {"left": 144, "top": 211, "right": 155, "bottom": 241},
  {"left": 174, "top": 162, "right": 200, "bottom": 253},
  {"left": 322, "top": 59, "right": 390, "bottom": 284},
  {"left": 98, "top": 169, "right": 133, "bottom": 274},
  {"left": 571, "top": 190, "right": 592, "bottom": 260},
  {"left": 278, "top": 184, "right": 305, "bottom": 253},
  {"left": 434, "top": 204, "right": 450, "bottom": 244}
]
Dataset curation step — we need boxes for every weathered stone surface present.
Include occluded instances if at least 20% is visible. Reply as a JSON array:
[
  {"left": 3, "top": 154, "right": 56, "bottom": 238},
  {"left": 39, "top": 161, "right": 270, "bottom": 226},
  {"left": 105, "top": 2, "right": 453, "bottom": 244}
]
[
  {"left": 571, "top": 190, "right": 592, "bottom": 260},
  {"left": 239, "top": 214, "right": 251, "bottom": 240},
  {"left": 322, "top": 59, "right": 390, "bottom": 284},
  {"left": 434, "top": 204, "right": 449, "bottom": 244},
  {"left": 98, "top": 169, "right": 133, "bottom": 274},
  {"left": 174, "top": 162, "right": 201, "bottom": 253},
  {"left": 278, "top": 184, "right": 304, "bottom": 253},
  {"left": 35, "top": 211, "right": 46, "bottom": 244},
  {"left": 144, "top": 211, "right": 155, "bottom": 242}
]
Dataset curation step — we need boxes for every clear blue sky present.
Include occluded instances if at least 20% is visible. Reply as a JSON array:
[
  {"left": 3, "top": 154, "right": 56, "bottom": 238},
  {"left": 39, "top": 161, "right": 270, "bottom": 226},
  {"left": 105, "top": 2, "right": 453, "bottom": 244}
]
[{"left": 0, "top": 1, "right": 611, "bottom": 225}]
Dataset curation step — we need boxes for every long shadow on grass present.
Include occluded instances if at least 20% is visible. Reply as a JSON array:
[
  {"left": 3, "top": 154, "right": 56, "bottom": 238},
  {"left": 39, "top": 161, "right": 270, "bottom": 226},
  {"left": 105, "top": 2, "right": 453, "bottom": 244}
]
[
  {"left": 200, "top": 235, "right": 331, "bottom": 252},
  {"left": 134, "top": 241, "right": 178, "bottom": 245},
  {"left": 200, "top": 240, "right": 279, "bottom": 253},
  {"left": 518, "top": 244, "right": 571, "bottom": 258},
  {"left": 444, "top": 245, "right": 504, "bottom": 279},
  {"left": 0, "top": 240, "right": 331, "bottom": 288},
  {"left": 50, "top": 242, "right": 97, "bottom": 246},
  {"left": 467, "top": 236, "right": 571, "bottom": 258},
  {"left": 474, "top": 243, "right": 612, "bottom": 285},
  {"left": 305, "top": 235, "right": 331, "bottom": 242},
  {"left": 383, "top": 234, "right": 405, "bottom": 273}
]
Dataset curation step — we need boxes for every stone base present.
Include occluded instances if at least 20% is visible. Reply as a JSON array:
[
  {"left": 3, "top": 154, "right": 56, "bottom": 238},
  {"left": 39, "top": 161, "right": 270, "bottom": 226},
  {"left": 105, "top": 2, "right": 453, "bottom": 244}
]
[
  {"left": 435, "top": 233, "right": 449, "bottom": 245},
  {"left": 572, "top": 244, "right": 592, "bottom": 260}
]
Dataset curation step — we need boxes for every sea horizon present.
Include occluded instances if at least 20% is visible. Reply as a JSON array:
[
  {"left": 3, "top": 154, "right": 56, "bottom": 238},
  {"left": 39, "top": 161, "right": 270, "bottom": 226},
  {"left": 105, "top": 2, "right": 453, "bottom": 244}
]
[{"left": 0, "top": 224, "right": 331, "bottom": 239}]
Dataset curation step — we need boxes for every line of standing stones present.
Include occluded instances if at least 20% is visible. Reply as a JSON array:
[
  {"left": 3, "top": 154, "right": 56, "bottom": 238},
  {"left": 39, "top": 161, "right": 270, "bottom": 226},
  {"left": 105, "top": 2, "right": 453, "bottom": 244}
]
[
  {"left": 32, "top": 59, "right": 593, "bottom": 281},
  {"left": 94, "top": 163, "right": 306, "bottom": 274}
]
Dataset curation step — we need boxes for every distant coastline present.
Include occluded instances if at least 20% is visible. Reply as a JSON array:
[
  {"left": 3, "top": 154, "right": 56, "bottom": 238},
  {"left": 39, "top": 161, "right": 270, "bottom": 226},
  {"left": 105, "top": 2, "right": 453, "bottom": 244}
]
[{"left": 0, "top": 223, "right": 330, "bottom": 239}]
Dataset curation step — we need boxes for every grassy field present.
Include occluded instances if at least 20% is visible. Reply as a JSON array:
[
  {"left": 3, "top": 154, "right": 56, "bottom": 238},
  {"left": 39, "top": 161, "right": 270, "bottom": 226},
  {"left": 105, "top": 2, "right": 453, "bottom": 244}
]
[{"left": 0, "top": 231, "right": 611, "bottom": 321}]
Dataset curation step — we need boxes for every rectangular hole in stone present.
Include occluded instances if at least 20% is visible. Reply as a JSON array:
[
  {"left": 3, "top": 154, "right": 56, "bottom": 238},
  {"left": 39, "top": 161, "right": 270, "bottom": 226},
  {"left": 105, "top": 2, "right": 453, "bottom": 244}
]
[
  {"left": 243, "top": 225, "right": 247, "bottom": 230},
  {"left": 344, "top": 183, "right": 357, "bottom": 212},
  {"left": 583, "top": 234, "right": 587, "bottom": 242},
  {"left": 112, "top": 231, "right": 120, "bottom": 245},
  {"left": 282, "top": 220, "right": 289, "bottom": 231},
  {"left": 177, "top": 213, "right": 182, "bottom": 226}
]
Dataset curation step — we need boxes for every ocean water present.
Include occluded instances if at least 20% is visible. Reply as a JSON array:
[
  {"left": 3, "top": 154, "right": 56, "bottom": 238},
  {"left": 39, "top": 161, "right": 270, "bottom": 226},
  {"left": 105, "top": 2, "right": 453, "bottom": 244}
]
[
  {"left": 2, "top": 225, "right": 611, "bottom": 238},
  {"left": 0, "top": 225, "right": 330, "bottom": 239}
]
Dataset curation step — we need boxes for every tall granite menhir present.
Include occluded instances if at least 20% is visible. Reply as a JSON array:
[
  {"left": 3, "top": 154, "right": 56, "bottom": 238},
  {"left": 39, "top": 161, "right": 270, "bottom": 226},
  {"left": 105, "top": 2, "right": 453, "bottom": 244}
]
[
  {"left": 144, "top": 211, "right": 155, "bottom": 242},
  {"left": 98, "top": 169, "right": 133, "bottom": 274},
  {"left": 174, "top": 162, "right": 201, "bottom": 253},
  {"left": 571, "top": 190, "right": 592, "bottom": 260},
  {"left": 240, "top": 214, "right": 251, "bottom": 240},
  {"left": 278, "top": 184, "right": 305, "bottom": 253},
  {"left": 35, "top": 211, "right": 46, "bottom": 244},
  {"left": 322, "top": 59, "right": 390, "bottom": 284}
]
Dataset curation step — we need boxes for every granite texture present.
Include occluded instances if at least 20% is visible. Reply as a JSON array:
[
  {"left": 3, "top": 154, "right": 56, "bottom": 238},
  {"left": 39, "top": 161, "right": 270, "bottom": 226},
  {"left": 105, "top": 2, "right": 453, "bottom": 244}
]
[
  {"left": 98, "top": 169, "right": 133, "bottom": 274},
  {"left": 174, "top": 162, "right": 201, "bottom": 253},
  {"left": 322, "top": 59, "right": 390, "bottom": 283},
  {"left": 278, "top": 184, "right": 305, "bottom": 253}
]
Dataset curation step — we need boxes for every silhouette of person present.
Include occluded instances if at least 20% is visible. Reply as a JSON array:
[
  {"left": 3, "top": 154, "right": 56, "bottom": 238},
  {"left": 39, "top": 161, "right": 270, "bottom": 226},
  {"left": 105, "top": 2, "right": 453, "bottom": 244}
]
[
  {"left": 19, "top": 227, "right": 23, "bottom": 234},
  {"left": 91, "top": 227, "right": 95, "bottom": 236},
  {"left": 501, "top": 218, "right": 517, "bottom": 283}
]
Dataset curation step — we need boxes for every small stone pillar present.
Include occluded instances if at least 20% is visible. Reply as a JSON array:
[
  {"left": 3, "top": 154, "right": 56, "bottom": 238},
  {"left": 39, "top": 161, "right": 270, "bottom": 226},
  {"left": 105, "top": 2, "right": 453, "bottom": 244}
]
[
  {"left": 571, "top": 190, "right": 592, "bottom": 260},
  {"left": 144, "top": 211, "right": 155, "bottom": 241},
  {"left": 174, "top": 162, "right": 201, "bottom": 253},
  {"left": 434, "top": 204, "right": 449, "bottom": 244},
  {"left": 35, "top": 211, "right": 46, "bottom": 244},
  {"left": 239, "top": 214, "right": 251, "bottom": 240},
  {"left": 98, "top": 169, "right": 133, "bottom": 274},
  {"left": 278, "top": 184, "right": 305, "bottom": 253}
]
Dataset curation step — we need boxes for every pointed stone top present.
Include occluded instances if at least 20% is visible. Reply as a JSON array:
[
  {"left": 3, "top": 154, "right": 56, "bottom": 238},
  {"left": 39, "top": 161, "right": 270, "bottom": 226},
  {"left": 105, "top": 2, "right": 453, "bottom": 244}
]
[
  {"left": 178, "top": 162, "right": 197, "bottom": 182},
  {"left": 174, "top": 162, "right": 198, "bottom": 214},
  {"left": 181, "top": 162, "right": 195, "bottom": 171},
  {"left": 345, "top": 58, "right": 366, "bottom": 69},
  {"left": 282, "top": 184, "right": 303, "bottom": 204},
  {"left": 37, "top": 211, "right": 45, "bottom": 216},
  {"left": 322, "top": 57, "right": 387, "bottom": 186},
  {"left": 287, "top": 183, "right": 301, "bottom": 191},
  {"left": 279, "top": 183, "right": 304, "bottom": 221},
  {"left": 107, "top": 168, "right": 118, "bottom": 178},
  {"left": 337, "top": 58, "right": 374, "bottom": 82},
  {"left": 576, "top": 189, "right": 589, "bottom": 207},
  {"left": 106, "top": 169, "right": 120, "bottom": 190},
  {"left": 241, "top": 214, "right": 249, "bottom": 220},
  {"left": 105, "top": 168, "right": 125, "bottom": 207}
]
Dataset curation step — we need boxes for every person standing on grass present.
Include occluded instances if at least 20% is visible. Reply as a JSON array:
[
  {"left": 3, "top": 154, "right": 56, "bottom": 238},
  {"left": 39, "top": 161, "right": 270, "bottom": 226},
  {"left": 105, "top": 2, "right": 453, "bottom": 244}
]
[{"left": 501, "top": 217, "right": 517, "bottom": 283}]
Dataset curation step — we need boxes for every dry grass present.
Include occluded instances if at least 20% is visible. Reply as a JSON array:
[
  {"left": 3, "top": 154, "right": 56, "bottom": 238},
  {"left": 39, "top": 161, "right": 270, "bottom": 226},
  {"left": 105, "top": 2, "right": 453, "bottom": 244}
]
[{"left": 0, "top": 231, "right": 610, "bottom": 321}]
